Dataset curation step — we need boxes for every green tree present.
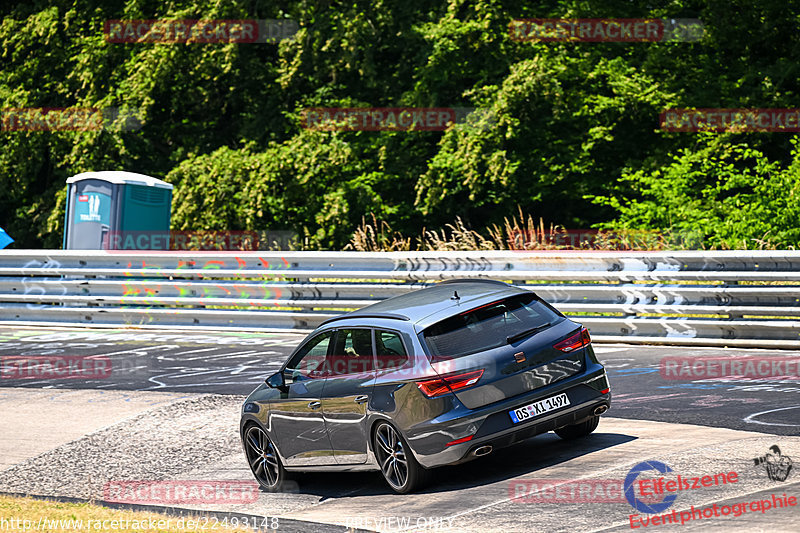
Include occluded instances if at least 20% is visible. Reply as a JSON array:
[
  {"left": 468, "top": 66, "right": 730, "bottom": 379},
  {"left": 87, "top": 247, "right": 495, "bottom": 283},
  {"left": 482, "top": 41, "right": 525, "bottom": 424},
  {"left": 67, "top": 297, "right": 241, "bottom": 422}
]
[{"left": 592, "top": 135, "right": 800, "bottom": 249}]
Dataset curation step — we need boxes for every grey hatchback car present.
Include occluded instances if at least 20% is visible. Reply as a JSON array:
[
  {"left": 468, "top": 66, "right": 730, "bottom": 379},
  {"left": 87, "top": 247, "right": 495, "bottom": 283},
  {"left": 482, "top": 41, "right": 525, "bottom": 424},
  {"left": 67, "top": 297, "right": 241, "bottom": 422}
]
[{"left": 240, "top": 279, "right": 611, "bottom": 493}]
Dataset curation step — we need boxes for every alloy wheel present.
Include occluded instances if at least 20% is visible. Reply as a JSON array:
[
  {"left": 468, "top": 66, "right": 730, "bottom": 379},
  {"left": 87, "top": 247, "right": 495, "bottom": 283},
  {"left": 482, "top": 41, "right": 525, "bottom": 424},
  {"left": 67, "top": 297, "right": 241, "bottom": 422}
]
[
  {"left": 244, "top": 425, "right": 281, "bottom": 489},
  {"left": 374, "top": 422, "right": 409, "bottom": 490}
]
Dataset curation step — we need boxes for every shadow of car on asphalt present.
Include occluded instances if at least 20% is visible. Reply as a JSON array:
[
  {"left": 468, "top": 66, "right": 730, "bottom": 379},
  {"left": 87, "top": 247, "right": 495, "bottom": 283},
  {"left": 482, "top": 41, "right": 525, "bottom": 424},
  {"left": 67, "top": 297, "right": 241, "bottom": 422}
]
[{"left": 272, "top": 429, "right": 637, "bottom": 498}]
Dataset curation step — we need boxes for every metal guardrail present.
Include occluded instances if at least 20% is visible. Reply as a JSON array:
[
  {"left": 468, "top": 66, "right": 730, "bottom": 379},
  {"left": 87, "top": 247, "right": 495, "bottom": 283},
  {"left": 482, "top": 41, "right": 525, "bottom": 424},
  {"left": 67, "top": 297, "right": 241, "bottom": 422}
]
[{"left": 0, "top": 250, "right": 799, "bottom": 348}]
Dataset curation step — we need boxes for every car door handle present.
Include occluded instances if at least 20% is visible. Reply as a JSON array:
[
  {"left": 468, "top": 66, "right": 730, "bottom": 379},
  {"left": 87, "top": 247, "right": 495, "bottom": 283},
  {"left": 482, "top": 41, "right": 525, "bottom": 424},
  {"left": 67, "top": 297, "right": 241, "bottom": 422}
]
[
  {"left": 354, "top": 395, "right": 369, "bottom": 404},
  {"left": 307, "top": 401, "right": 321, "bottom": 410}
]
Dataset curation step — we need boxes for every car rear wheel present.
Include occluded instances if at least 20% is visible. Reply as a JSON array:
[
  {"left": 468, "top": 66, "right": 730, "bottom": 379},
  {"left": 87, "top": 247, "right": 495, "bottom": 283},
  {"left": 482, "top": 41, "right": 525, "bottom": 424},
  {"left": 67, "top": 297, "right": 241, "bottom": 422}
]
[
  {"left": 244, "top": 424, "right": 292, "bottom": 492},
  {"left": 554, "top": 415, "right": 600, "bottom": 440},
  {"left": 373, "top": 421, "right": 429, "bottom": 494}
]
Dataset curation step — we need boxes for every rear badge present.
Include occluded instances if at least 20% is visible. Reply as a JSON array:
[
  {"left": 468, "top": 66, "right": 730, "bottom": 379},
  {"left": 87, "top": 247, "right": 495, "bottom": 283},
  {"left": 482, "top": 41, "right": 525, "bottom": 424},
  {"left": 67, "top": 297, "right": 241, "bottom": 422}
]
[{"left": 514, "top": 351, "right": 526, "bottom": 363}]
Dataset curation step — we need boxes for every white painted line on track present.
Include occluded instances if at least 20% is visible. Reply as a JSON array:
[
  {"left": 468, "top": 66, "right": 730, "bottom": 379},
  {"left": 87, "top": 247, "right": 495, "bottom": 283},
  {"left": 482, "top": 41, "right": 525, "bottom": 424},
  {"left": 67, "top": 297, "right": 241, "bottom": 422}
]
[{"left": 743, "top": 405, "right": 800, "bottom": 427}]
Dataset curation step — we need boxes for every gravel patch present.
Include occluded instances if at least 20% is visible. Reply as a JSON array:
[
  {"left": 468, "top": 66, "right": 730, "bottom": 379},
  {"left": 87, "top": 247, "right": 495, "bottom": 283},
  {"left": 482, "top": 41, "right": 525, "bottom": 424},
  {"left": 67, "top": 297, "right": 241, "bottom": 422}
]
[{"left": 0, "top": 394, "right": 245, "bottom": 500}]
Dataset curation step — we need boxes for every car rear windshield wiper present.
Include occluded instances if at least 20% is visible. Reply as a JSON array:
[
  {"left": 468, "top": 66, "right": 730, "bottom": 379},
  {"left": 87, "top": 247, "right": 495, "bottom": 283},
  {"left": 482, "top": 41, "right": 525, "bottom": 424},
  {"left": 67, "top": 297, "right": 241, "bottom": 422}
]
[{"left": 506, "top": 322, "right": 551, "bottom": 344}]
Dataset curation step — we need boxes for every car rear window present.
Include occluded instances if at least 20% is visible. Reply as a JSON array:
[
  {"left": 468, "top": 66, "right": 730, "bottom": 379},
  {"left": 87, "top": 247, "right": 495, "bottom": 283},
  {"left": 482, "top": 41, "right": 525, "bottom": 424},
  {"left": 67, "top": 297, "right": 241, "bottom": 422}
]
[{"left": 423, "top": 293, "right": 561, "bottom": 359}]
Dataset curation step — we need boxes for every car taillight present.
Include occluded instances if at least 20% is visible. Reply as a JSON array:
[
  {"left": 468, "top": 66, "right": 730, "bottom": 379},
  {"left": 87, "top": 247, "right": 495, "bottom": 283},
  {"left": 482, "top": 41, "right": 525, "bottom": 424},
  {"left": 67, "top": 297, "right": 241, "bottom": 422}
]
[
  {"left": 445, "top": 435, "right": 474, "bottom": 447},
  {"left": 416, "top": 369, "right": 485, "bottom": 398},
  {"left": 554, "top": 327, "right": 591, "bottom": 352}
]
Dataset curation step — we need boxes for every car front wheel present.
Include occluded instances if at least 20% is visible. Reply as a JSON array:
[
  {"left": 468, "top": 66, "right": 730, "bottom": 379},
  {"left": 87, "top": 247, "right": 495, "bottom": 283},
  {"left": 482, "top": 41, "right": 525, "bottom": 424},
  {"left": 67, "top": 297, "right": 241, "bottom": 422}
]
[
  {"left": 244, "top": 424, "right": 292, "bottom": 492},
  {"left": 373, "top": 421, "right": 429, "bottom": 494}
]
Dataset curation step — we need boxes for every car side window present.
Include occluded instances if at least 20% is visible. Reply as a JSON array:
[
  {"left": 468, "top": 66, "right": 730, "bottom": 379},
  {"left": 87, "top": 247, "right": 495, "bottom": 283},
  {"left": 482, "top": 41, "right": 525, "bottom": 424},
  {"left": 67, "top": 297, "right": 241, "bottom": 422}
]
[
  {"left": 328, "top": 329, "right": 375, "bottom": 376},
  {"left": 375, "top": 330, "right": 409, "bottom": 371},
  {"left": 284, "top": 331, "right": 332, "bottom": 383}
]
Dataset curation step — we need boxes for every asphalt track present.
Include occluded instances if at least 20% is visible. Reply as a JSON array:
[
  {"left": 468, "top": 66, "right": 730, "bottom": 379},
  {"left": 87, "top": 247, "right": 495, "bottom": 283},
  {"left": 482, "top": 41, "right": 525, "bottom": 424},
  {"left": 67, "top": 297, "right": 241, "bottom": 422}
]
[
  {"left": 0, "top": 326, "right": 798, "bottom": 435},
  {"left": 0, "top": 325, "right": 799, "bottom": 532}
]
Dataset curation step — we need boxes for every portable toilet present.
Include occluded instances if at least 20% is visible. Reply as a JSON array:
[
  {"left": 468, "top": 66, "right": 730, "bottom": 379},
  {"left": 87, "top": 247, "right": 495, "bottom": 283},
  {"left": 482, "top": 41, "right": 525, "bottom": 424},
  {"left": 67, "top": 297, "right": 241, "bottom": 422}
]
[{"left": 63, "top": 171, "right": 173, "bottom": 250}]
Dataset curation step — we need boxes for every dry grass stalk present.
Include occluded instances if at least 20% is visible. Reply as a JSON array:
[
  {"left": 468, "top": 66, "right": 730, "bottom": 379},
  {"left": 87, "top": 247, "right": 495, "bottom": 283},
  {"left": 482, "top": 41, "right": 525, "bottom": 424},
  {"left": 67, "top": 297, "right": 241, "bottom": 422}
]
[
  {"left": 419, "top": 217, "right": 496, "bottom": 251},
  {"left": 345, "top": 214, "right": 412, "bottom": 251},
  {"left": 346, "top": 208, "right": 677, "bottom": 252}
]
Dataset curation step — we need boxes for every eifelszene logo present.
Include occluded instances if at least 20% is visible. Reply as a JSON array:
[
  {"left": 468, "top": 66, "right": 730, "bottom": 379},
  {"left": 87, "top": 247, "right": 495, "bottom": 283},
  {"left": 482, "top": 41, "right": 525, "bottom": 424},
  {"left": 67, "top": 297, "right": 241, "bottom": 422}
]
[
  {"left": 624, "top": 461, "right": 738, "bottom": 514},
  {"left": 624, "top": 461, "right": 678, "bottom": 514}
]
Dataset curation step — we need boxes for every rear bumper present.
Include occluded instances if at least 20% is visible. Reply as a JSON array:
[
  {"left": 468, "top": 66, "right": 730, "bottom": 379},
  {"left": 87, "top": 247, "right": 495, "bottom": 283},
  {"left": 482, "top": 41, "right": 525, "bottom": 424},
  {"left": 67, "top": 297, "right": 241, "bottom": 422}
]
[
  {"left": 447, "top": 395, "right": 610, "bottom": 466},
  {"left": 409, "top": 365, "right": 610, "bottom": 469}
]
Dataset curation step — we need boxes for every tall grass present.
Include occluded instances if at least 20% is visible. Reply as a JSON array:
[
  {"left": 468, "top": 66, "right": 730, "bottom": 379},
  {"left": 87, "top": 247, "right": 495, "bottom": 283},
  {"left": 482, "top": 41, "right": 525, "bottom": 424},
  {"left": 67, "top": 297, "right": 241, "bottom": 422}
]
[{"left": 346, "top": 207, "right": 672, "bottom": 252}]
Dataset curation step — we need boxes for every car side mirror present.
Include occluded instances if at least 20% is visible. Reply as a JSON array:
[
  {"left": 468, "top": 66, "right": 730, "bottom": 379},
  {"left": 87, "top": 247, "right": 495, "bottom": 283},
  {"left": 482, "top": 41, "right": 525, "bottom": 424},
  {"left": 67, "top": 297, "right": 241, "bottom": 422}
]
[{"left": 265, "top": 371, "right": 285, "bottom": 389}]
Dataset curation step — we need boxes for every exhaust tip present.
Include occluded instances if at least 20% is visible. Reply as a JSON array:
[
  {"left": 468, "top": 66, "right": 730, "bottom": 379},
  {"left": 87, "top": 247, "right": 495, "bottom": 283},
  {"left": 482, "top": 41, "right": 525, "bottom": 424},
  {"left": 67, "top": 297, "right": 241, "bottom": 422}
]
[
  {"left": 473, "top": 445, "right": 493, "bottom": 457},
  {"left": 594, "top": 405, "right": 609, "bottom": 416}
]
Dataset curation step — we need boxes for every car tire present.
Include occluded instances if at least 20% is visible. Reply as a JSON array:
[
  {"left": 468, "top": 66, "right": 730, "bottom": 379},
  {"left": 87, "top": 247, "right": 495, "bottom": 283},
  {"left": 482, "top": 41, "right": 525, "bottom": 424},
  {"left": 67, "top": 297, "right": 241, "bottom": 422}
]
[
  {"left": 373, "top": 421, "right": 430, "bottom": 494},
  {"left": 243, "top": 423, "right": 294, "bottom": 492},
  {"left": 554, "top": 415, "right": 600, "bottom": 440}
]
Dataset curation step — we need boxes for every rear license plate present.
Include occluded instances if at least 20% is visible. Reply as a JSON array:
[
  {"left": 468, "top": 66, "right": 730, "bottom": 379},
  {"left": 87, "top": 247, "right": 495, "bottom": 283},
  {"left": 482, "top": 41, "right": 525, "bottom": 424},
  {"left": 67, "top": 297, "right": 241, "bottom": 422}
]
[{"left": 509, "top": 392, "right": 570, "bottom": 424}]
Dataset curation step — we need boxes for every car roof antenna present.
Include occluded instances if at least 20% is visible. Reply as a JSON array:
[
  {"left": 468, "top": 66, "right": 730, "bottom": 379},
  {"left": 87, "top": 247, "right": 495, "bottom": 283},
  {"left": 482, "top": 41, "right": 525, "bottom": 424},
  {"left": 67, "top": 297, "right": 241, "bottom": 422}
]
[{"left": 451, "top": 290, "right": 460, "bottom": 301}]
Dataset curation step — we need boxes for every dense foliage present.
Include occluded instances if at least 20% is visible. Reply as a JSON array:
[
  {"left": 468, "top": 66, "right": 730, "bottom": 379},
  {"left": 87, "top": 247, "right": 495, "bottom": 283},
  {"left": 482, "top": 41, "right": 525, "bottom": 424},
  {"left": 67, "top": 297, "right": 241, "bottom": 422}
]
[{"left": 1, "top": 0, "right": 798, "bottom": 249}]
